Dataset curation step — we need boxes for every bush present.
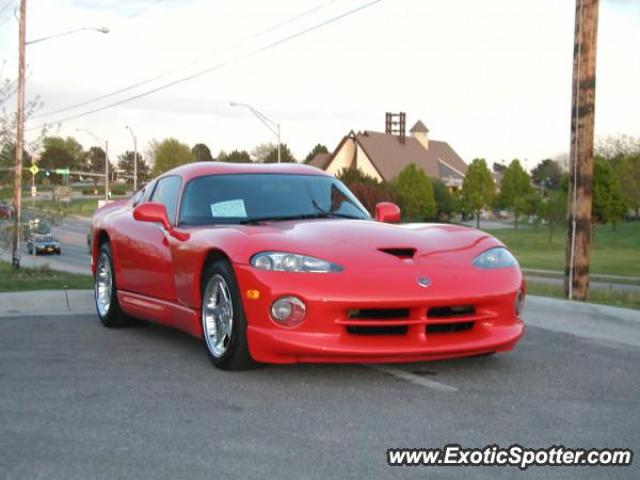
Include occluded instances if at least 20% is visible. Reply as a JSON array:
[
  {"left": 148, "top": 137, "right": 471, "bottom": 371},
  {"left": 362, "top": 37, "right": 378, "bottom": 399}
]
[
  {"left": 392, "top": 164, "right": 436, "bottom": 221},
  {"left": 336, "top": 167, "right": 395, "bottom": 215}
]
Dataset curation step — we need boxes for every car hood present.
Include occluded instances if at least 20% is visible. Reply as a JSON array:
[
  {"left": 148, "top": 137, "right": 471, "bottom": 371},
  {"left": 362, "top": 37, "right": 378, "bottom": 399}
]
[{"left": 193, "top": 219, "right": 502, "bottom": 266}]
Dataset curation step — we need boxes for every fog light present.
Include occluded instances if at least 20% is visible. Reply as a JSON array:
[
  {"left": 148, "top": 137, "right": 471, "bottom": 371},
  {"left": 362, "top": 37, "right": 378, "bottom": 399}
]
[
  {"left": 270, "top": 296, "right": 306, "bottom": 327},
  {"left": 515, "top": 289, "right": 525, "bottom": 317}
]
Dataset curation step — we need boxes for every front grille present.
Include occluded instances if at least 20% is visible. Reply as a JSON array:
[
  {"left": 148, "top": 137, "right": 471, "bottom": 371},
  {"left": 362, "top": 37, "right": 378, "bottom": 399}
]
[
  {"left": 427, "top": 305, "right": 475, "bottom": 318},
  {"left": 348, "top": 308, "right": 410, "bottom": 320},
  {"left": 346, "top": 325, "right": 408, "bottom": 336},
  {"left": 426, "top": 322, "right": 474, "bottom": 334}
]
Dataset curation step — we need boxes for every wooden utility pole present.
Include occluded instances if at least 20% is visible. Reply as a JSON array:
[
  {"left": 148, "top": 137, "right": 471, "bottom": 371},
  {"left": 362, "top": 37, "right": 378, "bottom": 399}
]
[
  {"left": 565, "top": 0, "right": 599, "bottom": 300},
  {"left": 11, "top": 0, "right": 27, "bottom": 269}
]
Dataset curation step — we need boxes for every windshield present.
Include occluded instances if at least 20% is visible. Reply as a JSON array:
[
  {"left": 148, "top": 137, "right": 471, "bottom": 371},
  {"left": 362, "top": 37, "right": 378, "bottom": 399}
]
[{"left": 179, "top": 174, "right": 370, "bottom": 225}]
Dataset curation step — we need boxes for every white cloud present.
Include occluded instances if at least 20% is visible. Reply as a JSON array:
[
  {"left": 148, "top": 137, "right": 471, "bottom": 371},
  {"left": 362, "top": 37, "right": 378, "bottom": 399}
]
[{"left": 0, "top": 0, "right": 637, "bottom": 168}]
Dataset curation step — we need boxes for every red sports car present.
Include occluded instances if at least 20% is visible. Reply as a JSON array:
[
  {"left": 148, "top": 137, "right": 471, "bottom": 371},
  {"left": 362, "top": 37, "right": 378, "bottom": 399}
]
[{"left": 90, "top": 162, "right": 525, "bottom": 370}]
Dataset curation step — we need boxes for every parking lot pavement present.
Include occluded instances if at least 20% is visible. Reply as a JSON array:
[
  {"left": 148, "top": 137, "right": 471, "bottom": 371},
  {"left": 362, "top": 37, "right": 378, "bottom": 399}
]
[{"left": 1, "top": 312, "right": 638, "bottom": 479}]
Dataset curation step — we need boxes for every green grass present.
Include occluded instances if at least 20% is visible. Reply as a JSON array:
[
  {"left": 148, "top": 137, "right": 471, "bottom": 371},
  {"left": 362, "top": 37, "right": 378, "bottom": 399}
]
[
  {"left": 32, "top": 198, "right": 103, "bottom": 217},
  {"left": 526, "top": 281, "right": 640, "bottom": 310},
  {"left": 0, "top": 261, "right": 93, "bottom": 292},
  {"left": 486, "top": 222, "right": 640, "bottom": 277}
]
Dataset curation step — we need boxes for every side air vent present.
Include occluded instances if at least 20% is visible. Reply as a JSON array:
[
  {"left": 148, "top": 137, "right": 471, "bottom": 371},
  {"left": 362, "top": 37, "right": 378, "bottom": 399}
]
[{"left": 378, "top": 248, "right": 416, "bottom": 259}]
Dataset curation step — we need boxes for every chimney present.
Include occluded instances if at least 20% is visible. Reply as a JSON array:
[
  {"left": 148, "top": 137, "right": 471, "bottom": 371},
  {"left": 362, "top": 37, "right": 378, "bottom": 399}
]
[
  {"left": 410, "top": 120, "right": 429, "bottom": 150},
  {"left": 385, "top": 112, "right": 406, "bottom": 144}
]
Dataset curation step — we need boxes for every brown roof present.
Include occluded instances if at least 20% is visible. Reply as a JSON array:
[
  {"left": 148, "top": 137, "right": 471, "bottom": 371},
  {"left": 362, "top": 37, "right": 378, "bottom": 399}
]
[
  {"left": 354, "top": 130, "right": 466, "bottom": 181},
  {"left": 409, "top": 120, "right": 429, "bottom": 133},
  {"left": 308, "top": 152, "right": 331, "bottom": 169}
]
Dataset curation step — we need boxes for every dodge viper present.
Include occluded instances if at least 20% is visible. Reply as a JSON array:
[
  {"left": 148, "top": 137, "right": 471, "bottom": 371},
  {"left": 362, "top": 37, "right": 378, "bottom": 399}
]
[{"left": 90, "top": 162, "right": 525, "bottom": 370}]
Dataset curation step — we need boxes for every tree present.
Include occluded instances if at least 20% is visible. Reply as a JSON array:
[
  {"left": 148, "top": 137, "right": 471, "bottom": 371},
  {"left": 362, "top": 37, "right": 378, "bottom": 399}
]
[
  {"left": 151, "top": 138, "right": 192, "bottom": 176},
  {"left": 336, "top": 167, "right": 394, "bottom": 215},
  {"left": 616, "top": 155, "right": 640, "bottom": 218},
  {"left": 499, "top": 159, "right": 533, "bottom": 227},
  {"left": 81, "top": 146, "right": 107, "bottom": 189},
  {"left": 304, "top": 144, "right": 329, "bottom": 164},
  {"left": 431, "top": 178, "right": 453, "bottom": 222},
  {"left": 595, "top": 134, "right": 640, "bottom": 159},
  {"left": 251, "top": 143, "right": 275, "bottom": 163},
  {"left": 264, "top": 144, "right": 296, "bottom": 163},
  {"left": 391, "top": 164, "right": 436, "bottom": 220},
  {"left": 39, "top": 136, "right": 84, "bottom": 184},
  {"left": 0, "top": 73, "right": 47, "bottom": 164},
  {"left": 531, "top": 158, "right": 563, "bottom": 191},
  {"left": 118, "top": 151, "right": 150, "bottom": 186},
  {"left": 538, "top": 190, "right": 566, "bottom": 245},
  {"left": 461, "top": 158, "right": 495, "bottom": 228},
  {"left": 593, "top": 157, "right": 627, "bottom": 231},
  {"left": 191, "top": 143, "right": 214, "bottom": 162},
  {"left": 224, "top": 150, "right": 252, "bottom": 163}
]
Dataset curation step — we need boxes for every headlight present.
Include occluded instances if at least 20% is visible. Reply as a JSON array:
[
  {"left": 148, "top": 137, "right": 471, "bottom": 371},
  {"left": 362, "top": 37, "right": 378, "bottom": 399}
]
[
  {"left": 473, "top": 247, "right": 518, "bottom": 269},
  {"left": 251, "top": 252, "right": 343, "bottom": 273}
]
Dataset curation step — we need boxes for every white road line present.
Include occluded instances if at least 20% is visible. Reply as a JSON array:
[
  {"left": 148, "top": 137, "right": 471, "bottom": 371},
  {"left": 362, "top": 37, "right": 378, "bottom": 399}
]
[{"left": 366, "top": 364, "right": 458, "bottom": 392}]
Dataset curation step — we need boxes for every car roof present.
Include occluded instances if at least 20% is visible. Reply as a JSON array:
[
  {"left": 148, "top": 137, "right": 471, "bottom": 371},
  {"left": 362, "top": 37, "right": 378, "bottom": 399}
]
[{"left": 159, "top": 161, "right": 332, "bottom": 183}]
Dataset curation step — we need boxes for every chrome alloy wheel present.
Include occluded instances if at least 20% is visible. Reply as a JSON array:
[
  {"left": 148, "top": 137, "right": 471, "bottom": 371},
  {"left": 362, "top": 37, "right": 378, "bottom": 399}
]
[
  {"left": 202, "top": 274, "right": 234, "bottom": 358},
  {"left": 95, "top": 252, "right": 112, "bottom": 317}
]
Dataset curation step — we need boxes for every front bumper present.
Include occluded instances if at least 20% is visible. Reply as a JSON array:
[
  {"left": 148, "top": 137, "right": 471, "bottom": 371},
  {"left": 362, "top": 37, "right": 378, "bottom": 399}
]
[{"left": 234, "top": 264, "right": 525, "bottom": 364}]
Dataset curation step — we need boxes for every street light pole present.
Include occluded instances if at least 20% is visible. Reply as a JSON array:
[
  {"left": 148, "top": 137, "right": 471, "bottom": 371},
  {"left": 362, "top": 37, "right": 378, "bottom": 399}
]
[
  {"left": 76, "top": 129, "right": 109, "bottom": 201},
  {"left": 229, "top": 102, "right": 281, "bottom": 163},
  {"left": 11, "top": 0, "right": 27, "bottom": 269},
  {"left": 126, "top": 126, "right": 138, "bottom": 191}
]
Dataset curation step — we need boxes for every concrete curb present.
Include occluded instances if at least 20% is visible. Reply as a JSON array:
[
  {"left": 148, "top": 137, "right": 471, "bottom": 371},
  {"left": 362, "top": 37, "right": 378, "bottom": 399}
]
[{"left": 0, "top": 289, "right": 95, "bottom": 317}]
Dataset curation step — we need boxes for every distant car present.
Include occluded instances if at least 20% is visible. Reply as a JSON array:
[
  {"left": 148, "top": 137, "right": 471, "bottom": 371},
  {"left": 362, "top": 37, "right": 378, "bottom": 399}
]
[
  {"left": 0, "top": 203, "right": 12, "bottom": 220},
  {"left": 90, "top": 162, "right": 525, "bottom": 371},
  {"left": 27, "top": 233, "right": 61, "bottom": 255}
]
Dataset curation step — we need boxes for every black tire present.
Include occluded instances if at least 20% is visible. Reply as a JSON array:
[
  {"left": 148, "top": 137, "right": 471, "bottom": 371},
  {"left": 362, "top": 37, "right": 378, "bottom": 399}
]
[
  {"left": 95, "top": 242, "right": 132, "bottom": 328},
  {"left": 201, "top": 260, "right": 255, "bottom": 370}
]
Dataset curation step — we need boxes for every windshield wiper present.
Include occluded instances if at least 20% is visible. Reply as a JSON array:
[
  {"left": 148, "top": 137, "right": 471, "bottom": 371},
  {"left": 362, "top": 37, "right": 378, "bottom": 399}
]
[{"left": 240, "top": 212, "right": 362, "bottom": 225}]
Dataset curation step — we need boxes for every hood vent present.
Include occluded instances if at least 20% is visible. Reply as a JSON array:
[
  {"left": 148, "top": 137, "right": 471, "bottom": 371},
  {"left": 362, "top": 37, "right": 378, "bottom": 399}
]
[{"left": 378, "top": 247, "right": 416, "bottom": 259}]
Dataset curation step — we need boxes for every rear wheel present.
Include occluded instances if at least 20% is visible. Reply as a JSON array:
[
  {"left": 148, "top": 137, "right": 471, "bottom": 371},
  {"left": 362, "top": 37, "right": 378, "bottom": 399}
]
[
  {"left": 201, "top": 260, "right": 255, "bottom": 370},
  {"left": 95, "top": 242, "right": 132, "bottom": 327}
]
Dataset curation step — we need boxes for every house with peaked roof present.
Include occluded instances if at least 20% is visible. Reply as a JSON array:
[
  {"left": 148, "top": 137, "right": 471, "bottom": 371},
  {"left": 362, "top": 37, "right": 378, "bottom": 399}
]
[{"left": 309, "top": 114, "right": 467, "bottom": 190}]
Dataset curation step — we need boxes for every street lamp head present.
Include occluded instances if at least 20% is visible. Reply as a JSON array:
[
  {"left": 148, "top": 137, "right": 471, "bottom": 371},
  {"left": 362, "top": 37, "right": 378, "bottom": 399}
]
[
  {"left": 97, "top": 27, "right": 109, "bottom": 34},
  {"left": 229, "top": 102, "right": 239, "bottom": 107}
]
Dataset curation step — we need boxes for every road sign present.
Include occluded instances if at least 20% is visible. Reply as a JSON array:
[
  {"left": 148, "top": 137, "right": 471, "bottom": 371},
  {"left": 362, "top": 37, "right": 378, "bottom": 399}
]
[
  {"left": 29, "top": 164, "right": 39, "bottom": 175},
  {"left": 31, "top": 186, "right": 36, "bottom": 197},
  {"left": 54, "top": 168, "right": 70, "bottom": 174}
]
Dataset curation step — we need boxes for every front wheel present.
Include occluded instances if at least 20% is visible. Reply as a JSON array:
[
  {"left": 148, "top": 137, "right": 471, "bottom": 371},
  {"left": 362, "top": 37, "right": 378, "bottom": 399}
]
[
  {"left": 95, "top": 242, "right": 132, "bottom": 327},
  {"left": 201, "top": 260, "right": 255, "bottom": 370}
]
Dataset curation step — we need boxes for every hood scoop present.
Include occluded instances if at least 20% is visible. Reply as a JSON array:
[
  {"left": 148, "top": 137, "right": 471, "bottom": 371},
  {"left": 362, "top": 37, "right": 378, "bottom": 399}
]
[{"left": 378, "top": 247, "right": 416, "bottom": 259}]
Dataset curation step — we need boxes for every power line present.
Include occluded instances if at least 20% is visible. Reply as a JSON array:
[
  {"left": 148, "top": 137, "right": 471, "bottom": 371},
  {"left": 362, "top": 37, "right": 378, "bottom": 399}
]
[
  {"left": 128, "top": 0, "right": 164, "bottom": 19},
  {"left": 27, "top": 0, "right": 381, "bottom": 132},
  {"left": 33, "top": 0, "right": 340, "bottom": 120},
  {"left": 0, "top": 0, "right": 14, "bottom": 16},
  {"left": 28, "top": 0, "right": 382, "bottom": 132}
]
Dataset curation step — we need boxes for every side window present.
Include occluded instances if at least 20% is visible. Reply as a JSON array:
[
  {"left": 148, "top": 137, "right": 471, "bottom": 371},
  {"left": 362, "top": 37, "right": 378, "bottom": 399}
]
[{"left": 151, "top": 176, "right": 182, "bottom": 224}]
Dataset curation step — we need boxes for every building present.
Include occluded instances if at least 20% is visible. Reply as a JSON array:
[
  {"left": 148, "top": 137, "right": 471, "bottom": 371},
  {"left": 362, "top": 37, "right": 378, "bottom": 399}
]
[{"left": 309, "top": 113, "right": 467, "bottom": 190}]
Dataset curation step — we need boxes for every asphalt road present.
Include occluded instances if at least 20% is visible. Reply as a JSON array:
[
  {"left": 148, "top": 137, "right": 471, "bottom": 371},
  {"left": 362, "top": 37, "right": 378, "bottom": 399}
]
[
  {"left": 2, "top": 217, "right": 92, "bottom": 274},
  {"left": 0, "top": 314, "right": 638, "bottom": 479}
]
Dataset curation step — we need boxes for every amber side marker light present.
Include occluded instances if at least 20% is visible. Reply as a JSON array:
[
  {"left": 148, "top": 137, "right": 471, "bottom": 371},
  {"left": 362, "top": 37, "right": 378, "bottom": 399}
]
[{"left": 246, "top": 289, "right": 260, "bottom": 300}]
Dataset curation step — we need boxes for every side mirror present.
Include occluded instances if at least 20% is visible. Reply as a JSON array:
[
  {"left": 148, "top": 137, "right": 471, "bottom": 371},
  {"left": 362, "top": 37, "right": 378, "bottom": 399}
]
[
  {"left": 375, "top": 202, "right": 401, "bottom": 223},
  {"left": 133, "top": 202, "right": 189, "bottom": 241}
]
